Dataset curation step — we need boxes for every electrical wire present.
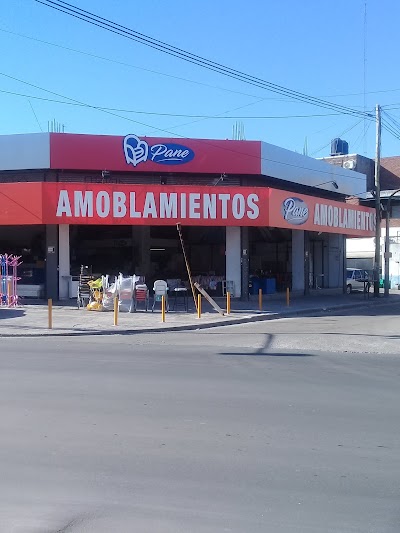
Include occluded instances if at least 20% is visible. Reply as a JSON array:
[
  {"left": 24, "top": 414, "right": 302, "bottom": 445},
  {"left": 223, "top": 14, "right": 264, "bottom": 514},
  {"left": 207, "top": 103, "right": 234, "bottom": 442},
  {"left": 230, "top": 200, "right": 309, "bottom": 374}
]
[
  {"left": 310, "top": 119, "right": 365, "bottom": 156},
  {"left": 34, "top": 0, "right": 373, "bottom": 119},
  {"left": 382, "top": 110, "right": 400, "bottom": 134},
  {"left": 352, "top": 119, "right": 372, "bottom": 152},
  {"left": 4, "top": 27, "right": 400, "bottom": 102},
  {"left": 0, "top": 27, "right": 263, "bottom": 102},
  {"left": 0, "top": 70, "right": 368, "bottom": 182},
  {"left": 0, "top": 88, "right": 346, "bottom": 119},
  {"left": 381, "top": 112, "right": 400, "bottom": 141}
]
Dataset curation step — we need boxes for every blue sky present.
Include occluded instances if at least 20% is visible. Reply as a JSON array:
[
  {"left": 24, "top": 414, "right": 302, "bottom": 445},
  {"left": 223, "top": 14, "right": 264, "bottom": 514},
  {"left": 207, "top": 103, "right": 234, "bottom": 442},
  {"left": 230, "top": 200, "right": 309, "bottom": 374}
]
[{"left": 2, "top": 0, "right": 400, "bottom": 158}]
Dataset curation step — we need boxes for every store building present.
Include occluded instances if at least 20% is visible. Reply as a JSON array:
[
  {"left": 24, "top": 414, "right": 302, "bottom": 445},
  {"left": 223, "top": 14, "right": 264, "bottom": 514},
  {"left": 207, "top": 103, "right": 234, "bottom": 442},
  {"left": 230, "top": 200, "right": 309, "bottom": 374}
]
[{"left": 0, "top": 133, "right": 375, "bottom": 300}]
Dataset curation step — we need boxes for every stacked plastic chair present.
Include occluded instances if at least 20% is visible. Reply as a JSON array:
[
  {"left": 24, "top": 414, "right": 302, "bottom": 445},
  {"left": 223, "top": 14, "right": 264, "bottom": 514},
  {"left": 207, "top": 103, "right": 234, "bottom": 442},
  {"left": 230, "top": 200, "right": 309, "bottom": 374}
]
[{"left": 0, "top": 254, "right": 22, "bottom": 307}]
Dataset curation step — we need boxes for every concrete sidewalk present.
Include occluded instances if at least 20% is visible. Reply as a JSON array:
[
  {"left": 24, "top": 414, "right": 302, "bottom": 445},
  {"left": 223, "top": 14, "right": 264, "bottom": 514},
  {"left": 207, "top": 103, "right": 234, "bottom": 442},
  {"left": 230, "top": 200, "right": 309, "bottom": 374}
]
[{"left": 1, "top": 290, "right": 399, "bottom": 337}]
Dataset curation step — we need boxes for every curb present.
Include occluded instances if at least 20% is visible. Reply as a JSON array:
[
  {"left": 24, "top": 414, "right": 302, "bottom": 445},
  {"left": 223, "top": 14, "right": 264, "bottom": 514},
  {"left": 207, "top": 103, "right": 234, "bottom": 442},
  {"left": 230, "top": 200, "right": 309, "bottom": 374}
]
[{"left": 0, "top": 297, "right": 398, "bottom": 338}]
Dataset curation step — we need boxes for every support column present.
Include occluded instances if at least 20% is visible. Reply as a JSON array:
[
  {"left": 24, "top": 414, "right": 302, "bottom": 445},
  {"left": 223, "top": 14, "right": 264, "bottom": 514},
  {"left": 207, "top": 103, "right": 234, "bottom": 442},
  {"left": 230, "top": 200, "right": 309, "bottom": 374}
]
[
  {"left": 304, "top": 231, "right": 311, "bottom": 295},
  {"left": 58, "top": 224, "right": 70, "bottom": 300},
  {"left": 328, "top": 233, "right": 343, "bottom": 288},
  {"left": 226, "top": 227, "right": 241, "bottom": 298},
  {"left": 240, "top": 227, "right": 249, "bottom": 301},
  {"left": 46, "top": 224, "right": 58, "bottom": 300},
  {"left": 292, "top": 229, "right": 305, "bottom": 293}
]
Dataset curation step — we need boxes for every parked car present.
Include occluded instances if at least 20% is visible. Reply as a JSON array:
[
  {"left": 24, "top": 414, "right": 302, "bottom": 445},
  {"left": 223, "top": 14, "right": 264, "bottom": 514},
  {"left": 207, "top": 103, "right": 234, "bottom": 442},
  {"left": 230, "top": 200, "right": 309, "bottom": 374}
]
[{"left": 346, "top": 268, "right": 371, "bottom": 294}]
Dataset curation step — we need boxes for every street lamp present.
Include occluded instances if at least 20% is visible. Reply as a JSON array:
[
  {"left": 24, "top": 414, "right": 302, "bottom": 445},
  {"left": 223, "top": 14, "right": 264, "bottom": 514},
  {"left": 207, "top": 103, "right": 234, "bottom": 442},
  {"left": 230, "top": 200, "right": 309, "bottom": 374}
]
[{"left": 384, "top": 189, "right": 400, "bottom": 296}]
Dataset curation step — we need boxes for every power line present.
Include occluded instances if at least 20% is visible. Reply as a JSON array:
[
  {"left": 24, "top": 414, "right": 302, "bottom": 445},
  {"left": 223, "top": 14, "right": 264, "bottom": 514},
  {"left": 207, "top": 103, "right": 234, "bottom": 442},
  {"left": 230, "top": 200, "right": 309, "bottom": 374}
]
[
  {"left": 353, "top": 118, "right": 372, "bottom": 152},
  {"left": 382, "top": 110, "right": 400, "bottom": 134},
  {"left": 34, "top": 0, "right": 373, "bottom": 119},
  {"left": 310, "top": 119, "right": 365, "bottom": 156},
  {"left": 381, "top": 116, "right": 400, "bottom": 142},
  {"left": 27, "top": 99, "right": 43, "bottom": 132},
  {"left": 0, "top": 70, "right": 368, "bottom": 182},
  {"left": 0, "top": 27, "right": 263, "bottom": 102},
  {"left": 3, "top": 27, "right": 400, "bottom": 103},
  {"left": 0, "top": 88, "right": 347, "bottom": 119}
]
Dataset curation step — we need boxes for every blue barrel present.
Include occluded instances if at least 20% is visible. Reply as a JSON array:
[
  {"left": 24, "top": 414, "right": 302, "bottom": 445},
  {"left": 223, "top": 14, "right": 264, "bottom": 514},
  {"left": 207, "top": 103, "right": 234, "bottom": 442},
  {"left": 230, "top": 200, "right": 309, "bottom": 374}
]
[
  {"left": 250, "top": 277, "right": 261, "bottom": 295},
  {"left": 263, "top": 278, "right": 276, "bottom": 294}
]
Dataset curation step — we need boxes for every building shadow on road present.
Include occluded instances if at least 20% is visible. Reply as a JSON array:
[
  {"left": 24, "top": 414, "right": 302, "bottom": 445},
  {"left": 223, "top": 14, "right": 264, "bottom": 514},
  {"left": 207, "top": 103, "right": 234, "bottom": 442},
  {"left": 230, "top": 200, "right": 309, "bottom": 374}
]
[
  {"left": 220, "top": 351, "right": 315, "bottom": 357},
  {"left": 219, "top": 332, "right": 316, "bottom": 357}
]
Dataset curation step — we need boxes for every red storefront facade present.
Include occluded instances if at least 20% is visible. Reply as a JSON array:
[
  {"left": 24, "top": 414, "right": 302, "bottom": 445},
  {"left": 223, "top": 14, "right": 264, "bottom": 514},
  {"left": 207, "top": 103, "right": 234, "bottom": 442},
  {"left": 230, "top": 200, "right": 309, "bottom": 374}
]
[{"left": 0, "top": 133, "right": 374, "bottom": 299}]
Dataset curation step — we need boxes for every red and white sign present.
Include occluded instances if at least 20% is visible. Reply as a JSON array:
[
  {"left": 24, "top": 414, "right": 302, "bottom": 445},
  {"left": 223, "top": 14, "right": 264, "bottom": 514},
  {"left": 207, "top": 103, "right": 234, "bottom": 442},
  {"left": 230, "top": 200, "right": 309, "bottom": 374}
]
[
  {"left": 0, "top": 182, "right": 376, "bottom": 236},
  {"left": 50, "top": 133, "right": 261, "bottom": 175},
  {"left": 268, "top": 189, "right": 376, "bottom": 236},
  {"left": 44, "top": 184, "right": 267, "bottom": 226}
]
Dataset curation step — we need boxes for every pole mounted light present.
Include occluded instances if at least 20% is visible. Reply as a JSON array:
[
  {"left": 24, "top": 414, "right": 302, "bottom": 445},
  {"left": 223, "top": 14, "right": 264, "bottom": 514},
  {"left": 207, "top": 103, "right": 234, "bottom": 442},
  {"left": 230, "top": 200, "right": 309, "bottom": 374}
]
[{"left": 384, "top": 189, "right": 400, "bottom": 297}]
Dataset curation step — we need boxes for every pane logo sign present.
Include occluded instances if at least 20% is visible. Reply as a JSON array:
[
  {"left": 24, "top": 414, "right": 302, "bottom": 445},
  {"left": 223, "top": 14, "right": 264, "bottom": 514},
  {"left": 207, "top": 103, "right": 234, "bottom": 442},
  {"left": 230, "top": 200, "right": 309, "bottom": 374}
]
[
  {"left": 123, "top": 134, "right": 194, "bottom": 167},
  {"left": 281, "top": 197, "right": 309, "bottom": 225}
]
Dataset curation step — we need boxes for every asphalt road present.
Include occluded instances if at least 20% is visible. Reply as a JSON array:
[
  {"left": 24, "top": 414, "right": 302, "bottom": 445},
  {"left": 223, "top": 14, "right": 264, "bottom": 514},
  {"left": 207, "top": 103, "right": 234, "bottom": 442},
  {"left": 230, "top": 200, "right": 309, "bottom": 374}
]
[{"left": 0, "top": 304, "right": 399, "bottom": 532}]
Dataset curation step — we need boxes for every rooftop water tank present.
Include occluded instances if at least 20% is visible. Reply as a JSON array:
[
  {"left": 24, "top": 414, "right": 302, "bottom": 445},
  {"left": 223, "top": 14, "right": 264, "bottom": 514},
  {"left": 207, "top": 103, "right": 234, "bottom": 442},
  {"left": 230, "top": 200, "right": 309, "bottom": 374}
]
[{"left": 331, "top": 138, "right": 349, "bottom": 156}]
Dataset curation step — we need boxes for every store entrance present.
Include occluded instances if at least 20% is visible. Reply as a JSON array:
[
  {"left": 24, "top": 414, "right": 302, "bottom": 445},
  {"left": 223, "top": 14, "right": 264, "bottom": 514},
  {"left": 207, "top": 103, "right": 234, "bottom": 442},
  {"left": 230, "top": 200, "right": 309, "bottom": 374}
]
[
  {"left": 70, "top": 224, "right": 227, "bottom": 295},
  {"left": 249, "top": 227, "right": 292, "bottom": 293}
]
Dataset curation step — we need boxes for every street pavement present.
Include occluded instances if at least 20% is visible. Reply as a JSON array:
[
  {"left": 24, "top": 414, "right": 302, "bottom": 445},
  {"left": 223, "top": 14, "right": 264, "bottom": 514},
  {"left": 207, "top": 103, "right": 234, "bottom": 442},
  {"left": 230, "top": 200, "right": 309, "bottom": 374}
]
[
  {"left": 1, "top": 290, "right": 399, "bottom": 337},
  {"left": 0, "top": 305, "right": 399, "bottom": 532}
]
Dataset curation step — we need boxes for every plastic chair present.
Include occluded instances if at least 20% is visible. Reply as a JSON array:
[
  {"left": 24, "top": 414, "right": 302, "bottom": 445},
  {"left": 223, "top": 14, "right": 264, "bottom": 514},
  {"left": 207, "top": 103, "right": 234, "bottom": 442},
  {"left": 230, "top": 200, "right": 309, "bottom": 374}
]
[
  {"left": 133, "top": 284, "right": 149, "bottom": 311},
  {"left": 152, "top": 280, "right": 169, "bottom": 312}
]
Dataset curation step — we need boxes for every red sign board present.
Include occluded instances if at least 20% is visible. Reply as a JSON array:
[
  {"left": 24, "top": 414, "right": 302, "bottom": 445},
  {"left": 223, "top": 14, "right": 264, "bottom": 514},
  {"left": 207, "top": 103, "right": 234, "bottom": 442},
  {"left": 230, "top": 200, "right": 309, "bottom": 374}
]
[
  {"left": 268, "top": 189, "right": 376, "bottom": 237},
  {"left": 0, "top": 182, "right": 376, "bottom": 236},
  {"left": 50, "top": 133, "right": 261, "bottom": 175},
  {"left": 43, "top": 183, "right": 268, "bottom": 226},
  {"left": 0, "top": 183, "right": 43, "bottom": 225}
]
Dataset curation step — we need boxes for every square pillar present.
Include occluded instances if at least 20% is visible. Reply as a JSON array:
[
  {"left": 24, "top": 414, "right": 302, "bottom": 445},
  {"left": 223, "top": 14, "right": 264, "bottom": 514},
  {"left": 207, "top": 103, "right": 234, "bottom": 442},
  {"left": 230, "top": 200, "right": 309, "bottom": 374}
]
[
  {"left": 292, "top": 229, "right": 305, "bottom": 293},
  {"left": 46, "top": 224, "right": 58, "bottom": 300},
  {"left": 226, "top": 226, "right": 241, "bottom": 298},
  {"left": 58, "top": 224, "right": 70, "bottom": 300},
  {"left": 327, "top": 233, "right": 344, "bottom": 288},
  {"left": 240, "top": 227, "right": 249, "bottom": 301}
]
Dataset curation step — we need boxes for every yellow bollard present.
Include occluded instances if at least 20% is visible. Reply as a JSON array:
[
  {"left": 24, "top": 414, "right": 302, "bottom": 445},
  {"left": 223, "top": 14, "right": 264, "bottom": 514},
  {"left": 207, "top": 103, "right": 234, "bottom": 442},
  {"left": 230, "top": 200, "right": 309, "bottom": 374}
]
[
  {"left": 226, "top": 291, "right": 231, "bottom": 315},
  {"left": 48, "top": 298, "right": 53, "bottom": 329},
  {"left": 113, "top": 296, "right": 118, "bottom": 326},
  {"left": 258, "top": 288, "right": 262, "bottom": 311},
  {"left": 197, "top": 293, "right": 201, "bottom": 319},
  {"left": 286, "top": 287, "right": 290, "bottom": 307},
  {"left": 161, "top": 295, "right": 166, "bottom": 323}
]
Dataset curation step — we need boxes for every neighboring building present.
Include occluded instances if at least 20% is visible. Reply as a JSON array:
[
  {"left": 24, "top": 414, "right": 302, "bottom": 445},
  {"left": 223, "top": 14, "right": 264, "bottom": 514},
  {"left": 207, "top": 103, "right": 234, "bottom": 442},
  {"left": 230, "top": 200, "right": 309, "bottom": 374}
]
[
  {"left": 321, "top": 149, "right": 400, "bottom": 288},
  {"left": 345, "top": 191, "right": 400, "bottom": 288},
  {"left": 320, "top": 153, "right": 400, "bottom": 192},
  {"left": 0, "top": 133, "right": 375, "bottom": 300}
]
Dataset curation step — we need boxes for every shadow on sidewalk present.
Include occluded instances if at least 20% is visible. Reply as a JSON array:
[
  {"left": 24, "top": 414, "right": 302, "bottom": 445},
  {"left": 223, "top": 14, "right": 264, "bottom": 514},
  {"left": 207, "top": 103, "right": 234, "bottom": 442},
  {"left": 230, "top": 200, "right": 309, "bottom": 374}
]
[{"left": 0, "top": 309, "right": 25, "bottom": 319}]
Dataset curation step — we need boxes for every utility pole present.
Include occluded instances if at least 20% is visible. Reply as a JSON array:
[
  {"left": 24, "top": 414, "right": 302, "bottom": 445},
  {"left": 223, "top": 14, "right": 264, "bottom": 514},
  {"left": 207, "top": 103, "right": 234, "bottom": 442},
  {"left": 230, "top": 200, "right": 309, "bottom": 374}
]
[{"left": 373, "top": 104, "right": 382, "bottom": 297}]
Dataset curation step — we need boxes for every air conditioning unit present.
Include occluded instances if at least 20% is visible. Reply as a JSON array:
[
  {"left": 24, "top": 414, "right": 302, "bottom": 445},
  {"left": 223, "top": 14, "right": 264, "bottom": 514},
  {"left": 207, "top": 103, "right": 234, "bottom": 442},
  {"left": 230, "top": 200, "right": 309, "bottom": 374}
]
[{"left": 343, "top": 160, "right": 356, "bottom": 170}]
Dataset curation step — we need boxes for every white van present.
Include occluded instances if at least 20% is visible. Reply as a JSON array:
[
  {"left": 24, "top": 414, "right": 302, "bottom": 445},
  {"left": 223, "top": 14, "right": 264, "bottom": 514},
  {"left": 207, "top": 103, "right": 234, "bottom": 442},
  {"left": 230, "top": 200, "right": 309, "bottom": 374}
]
[{"left": 346, "top": 268, "right": 371, "bottom": 294}]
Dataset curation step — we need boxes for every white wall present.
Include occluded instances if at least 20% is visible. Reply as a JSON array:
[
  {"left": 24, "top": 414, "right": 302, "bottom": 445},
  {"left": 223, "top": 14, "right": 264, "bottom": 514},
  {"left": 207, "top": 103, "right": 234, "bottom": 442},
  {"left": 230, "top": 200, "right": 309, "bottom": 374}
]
[
  {"left": 346, "top": 220, "right": 400, "bottom": 288},
  {"left": 226, "top": 227, "right": 241, "bottom": 297},
  {"left": 58, "top": 225, "right": 70, "bottom": 299},
  {"left": 292, "top": 230, "right": 304, "bottom": 292},
  {"left": 0, "top": 133, "right": 50, "bottom": 170},
  {"left": 261, "top": 142, "right": 365, "bottom": 197}
]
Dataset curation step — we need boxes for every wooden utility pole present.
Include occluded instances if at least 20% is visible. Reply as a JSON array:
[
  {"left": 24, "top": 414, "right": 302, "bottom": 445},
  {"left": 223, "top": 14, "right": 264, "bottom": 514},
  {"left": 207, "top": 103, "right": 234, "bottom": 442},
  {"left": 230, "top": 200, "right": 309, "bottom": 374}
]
[{"left": 373, "top": 104, "right": 382, "bottom": 297}]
